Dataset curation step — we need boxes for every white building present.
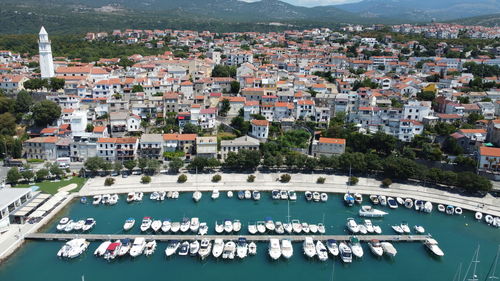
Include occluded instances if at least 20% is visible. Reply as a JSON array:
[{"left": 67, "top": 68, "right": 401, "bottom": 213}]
[
  {"left": 38, "top": 26, "right": 54, "bottom": 79},
  {"left": 250, "top": 119, "right": 269, "bottom": 140},
  {"left": 478, "top": 146, "right": 500, "bottom": 172}
]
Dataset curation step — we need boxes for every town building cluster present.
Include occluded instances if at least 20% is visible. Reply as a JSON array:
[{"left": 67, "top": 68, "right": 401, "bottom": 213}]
[{"left": 391, "top": 23, "right": 500, "bottom": 39}]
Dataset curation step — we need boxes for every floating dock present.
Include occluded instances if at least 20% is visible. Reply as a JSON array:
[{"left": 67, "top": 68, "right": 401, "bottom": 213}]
[{"left": 25, "top": 233, "right": 431, "bottom": 242}]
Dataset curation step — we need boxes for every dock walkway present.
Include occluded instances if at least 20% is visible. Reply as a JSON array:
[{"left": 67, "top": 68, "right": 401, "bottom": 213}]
[{"left": 25, "top": 233, "right": 431, "bottom": 242}]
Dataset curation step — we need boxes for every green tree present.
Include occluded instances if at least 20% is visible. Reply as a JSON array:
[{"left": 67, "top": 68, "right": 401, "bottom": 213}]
[
  {"left": 212, "top": 65, "right": 236, "bottom": 77},
  {"left": 113, "top": 161, "right": 123, "bottom": 173},
  {"left": 467, "top": 112, "right": 484, "bottom": 124},
  {"left": 138, "top": 158, "right": 148, "bottom": 171},
  {"left": 417, "top": 91, "right": 436, "bottom": 101},
  {"left": 49, "top": 78, "right": 65, "bottom": 91},
  {"left": 32, "top": 100, "right": 61, "bottom": 127},
  {"left": 84, "top": 157, "right": 104, "bottom": 174},
  {"left": 0, "top": 113, "right": 16, "bottom": 136},
  {"left": 442, "top": 137, "right": 464, "bottom": 155},
  {"left": 212, "top": 174, "right": 221, "bottom": 182},
  {"left": 85, "top": 124, "right": 94, "bottom": 132},
  {"left": 14, "top": 90, "right": 33, "bottom": 114},
  {"left": 219, "top": 99, "right": 231, "bottom": 117},
  {"left": 0, "top": 96, "right": 14, "bottom": 114},
  {"left": 35, "top": 168, "right": 49, "bottom": 181},
  {"left": 6, "top": 167, "right": 21, "bottom": 184},
  {"left": 21, "top": 169, "right": 34, "bottom": 181},
  {"left": 177, "top": 174, "right": 188, "bottom": 183},
  {"left": 132, "top": 85, "right": 144, "bottom": 93},
  {"left": 124, "top": 160, "right": 136, "bottom": 171},
  {"left": 49, "top": 162, "right": 64, "bottom": 178},
  {"left": 182, "top": 123, "right": 201, "bottom": 134},
  {"left": 169, "top": 157, "right": 184, "bottom": 173},
  {"left": 230, "top": 81, "right": 240, "bottom": 94},
  {"left": 280, "top": 174, "right": 291, "bottom": 183},
  {"left": 141, "top": 175, "right": 151, "bottom": 184},
  {"left": 145, "top": 159, "right": 161, "bottom": 174},
  {"left": 104, "top": 178, "right": 115, "bottom": 186}
]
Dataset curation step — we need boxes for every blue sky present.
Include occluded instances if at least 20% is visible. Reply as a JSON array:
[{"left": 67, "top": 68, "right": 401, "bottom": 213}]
[{"left": 240, "top": 0, "right": 362, "bottom": 6}]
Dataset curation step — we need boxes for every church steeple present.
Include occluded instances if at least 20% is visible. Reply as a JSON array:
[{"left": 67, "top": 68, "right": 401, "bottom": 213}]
[{"left": 39, "top": 26, "right": 54, "bottom": 79}]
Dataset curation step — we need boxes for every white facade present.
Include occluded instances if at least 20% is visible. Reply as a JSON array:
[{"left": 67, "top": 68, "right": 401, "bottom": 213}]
[{"left": 38, "top": 26, "right": 55, "bottom": 79}]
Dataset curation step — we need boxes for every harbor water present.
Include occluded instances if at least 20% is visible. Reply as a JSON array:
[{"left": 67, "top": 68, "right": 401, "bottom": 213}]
[{"left": 0, "top": 191, "right": 499, "bottom": 281}]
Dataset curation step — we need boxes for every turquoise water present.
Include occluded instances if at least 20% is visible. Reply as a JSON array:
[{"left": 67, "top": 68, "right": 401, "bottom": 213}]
[{"left": 0, "top": 192, "right": 499, "bottom": 281}]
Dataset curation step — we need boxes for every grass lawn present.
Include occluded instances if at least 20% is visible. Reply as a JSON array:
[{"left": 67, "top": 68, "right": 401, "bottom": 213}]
[{"left": 14, "top": 177, "right": 88, "bottom": 194}]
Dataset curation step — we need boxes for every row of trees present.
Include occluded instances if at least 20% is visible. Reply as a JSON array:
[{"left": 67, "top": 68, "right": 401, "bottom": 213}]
[
  {"left": 6, "top": 162, "right": 67, "bottom": 184},
  {"left": 83, "top": 156, "right": 186, "bottom": 175},
  {"left": 23, "top": 78, "right": 65, "bottom": 92}
]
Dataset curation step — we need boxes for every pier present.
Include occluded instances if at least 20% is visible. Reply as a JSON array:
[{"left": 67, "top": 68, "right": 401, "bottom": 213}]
[{"left": 25, "top": 233, "right": 432, "bottom": 242}]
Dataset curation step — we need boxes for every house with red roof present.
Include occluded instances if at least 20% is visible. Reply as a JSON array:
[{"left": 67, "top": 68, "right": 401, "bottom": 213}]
[
  {"left": 250, "top": 119, "right": 269, "bottom": 140},
  {"left": 312, "top": 137, "right": 346, "bottom": 157},
  {"left": 22, "top": 136, "right": 59, "bottom": 160}
]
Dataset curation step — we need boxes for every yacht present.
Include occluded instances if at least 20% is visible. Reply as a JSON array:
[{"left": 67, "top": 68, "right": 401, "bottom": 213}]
[
  {"left": 354, "top": 193, "right": 363, "bottom": 204},
  {"left": 320, "top": 192, "right": 328, "bottom": 202},
  {"left": 227, "top": 191, "right": 233, "bottom": 198},
  {"left": 150, "top": 192, "right": 159, "bottom": 201},
  {"left": 144, "top": 240, "right": 157, "bottom": 256},
  {"left": 180, "top": 217, "right": 190, "bottom": 233},
  {"left": 63, "top": 220, "right": 75, "bottom": 232},
  {"left": 161, "top": 219, "right": 171, "bottom": 233},
  {"left": 193, "top": 191, "right": 202, "bottom": 202},
  {"left": 275, "top": 221, "right": 285, "bottom": 234},
  {"left": 316, "top": 240, "right": 329, "bottom": 261},
  {"left": 140, "top": 217, "right": 152, "bottom": 232},
  {"left": 303, "top": 237, "right": 316, "bottom": 258},
  {"left": 252, "top": 190, "right": 261, "bottom": 201},
  {"left": 281, "top": 239, "right": 293, "bottom": 259},
  {"left": 280, "top": 190, "right": 288, "bottom": 200},
  {"left": 57, "top": 239, "right": 89, "bottom": 259},
  {"left": 73, "top": 220, "right": 85, "bottom": 231},
  {"left": 129, "top": 237, "right": 146, "bottom": 257},
  {"left": 94, "top": 240, "right": 111, "bottom": 256},
  {"left": 381, "top": 242, "right": 397, "bottom": 257},
  {"left": 268, "top": 238, "right": 281, "bottom": 260},
  {"left": 248, "top": 242, "right": 257, "bottom": 255},
  {"left": 151, "top": 220, "right": 162, "bottom": 232},
  {"left": 170, "top": 221, "right": 181, "bottom": 233},
  {"left": 248, "top": 222, "right": 257, "bottom": 234},
  {"left": 271, "top": 190, "right": 281, "bottom": 200},
  {"left": 224, "top": 219, "right": 233, "bottom": 233},
  {"left": 387, "top": 197, "right": 398, "bottom": 209},
  {"left": 215, "top": 221, "right": 224, "bottom": 233},
  {"left": 400, "top": 222, "right": 411, "bottom": 233},
  {"left": 92, "top": 195, "right": 102, "bottom": 205},
  {"left": 104, "top": 241, "right": 121, "bottom": 260},
  {"left": 126, "top": 192, "right": 135, "bottom": 203},
  {"left": 236, "top": 238, "right": 248, "bottom": 259},
  {"left": 368, "top": 240, "right": 383, "bottom": 257},
  {"left": 165, "top": 240, "right": 180, "bottom": 257},
  {"left": 288, "top": 190, "right": 297, "bottom": 201},
  {"left": 349, "top": 237, "right": 364, "bottom": 258},
  {"left": 257, "top": 221, "right": 266, "bottom": 234},
  {"left": 392, "top": 225, "right": 404, "bottom": 234},
  {"left": 358, "top": 205, "right": 388, "bottom": 218},
  {"left": 56, "top": 217, "right": 70, "bottom": 231},
  {"left": 212, "top": 239, "right": 224, "bottom": 258},
  {"left": 301, "top": 222, "right": 310, "bottom": 233},
  {"left": 326, "top": 239, "right": 339, "bottom": 256},
  {"left": 189, "top": 240, "right": 200, "bottom": 256},
  {"left": 238, "top": 191, "right": 245, "bottom": 200},
  {"left": 346, "top": 218, "right": 359, "bottom": 233},
  {"left": 118, "top": 239, "right": 131, "bottom": 256},
  {"left": 211, "top": 189, "right": 220, "bottom": 200},
  {"left": 312, "top": 192, "right": 320, "bottom": 202},
  {"left": 404, "top": 198, "right": 414, "bottom": 209},
  {"left": 265, "top": 218, "right": 275, "bottom": 231},
  {"left": 379, "top": 195, "right": 387, "bottom": 206},
  {"left": 339, "top": 242, "right": 352, "bottom": 263},
  {"left": 82, "top": 218, "right": 96, "bottom": 231},
  {"left": 190, "top": 217, "right": 200, "bottom": 233},
  {"left": 344, "top": 193, "right": 355, "bottom": 206},
  {"left": 369, "top": 195, "right": 379, "bottom": 204},
  {"left": 233, "top": 220, "right": 242, "bottom": 232},
  {"left": 364, "top": 220, "right": 374, "bottom": 233},
  {"left": 317, "top": 223, "right": 326, "bottom": 234},
  {"left": 305, "top": 191, "right": 313, "bottom": 201},
  {"left": 244, "top": 190, "right": 252, "bottom": 199},
  {"left": 199, "top": 239, "right": 212, "bottom": 260},
  {"left": 414, "top": 225, "right": 425, "bottom": 234},
  {"left": 222, "top": 241, "right": 236, "bottom": 259},
  {"left": 178, "top": 241, "right": 189, "bottom": 256},
  {"left": 198, "top": 222, "right": 208, "bottom": 235},
  {"left": 424, "top": 238, "right": 444, "bottom": 257}
]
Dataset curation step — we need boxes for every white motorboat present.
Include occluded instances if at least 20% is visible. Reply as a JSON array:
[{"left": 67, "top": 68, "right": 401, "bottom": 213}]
[
  {"left": 305, "top": 191, "right": 312, "bottom": 201},
  {"left": 166, "top": 191, "right": 173, "bottom": 199},
  {"left": 171, "top": 191, "right": 179, "bottom": 199},
  {"left": 392, "top": 225, "right": 404, "bottom": 234},
  {"left": 485, "top": 215, "right": 494, "bottom": 225},
  {"left": 326, "top": 239, "right": 339, "bottom": 256},
  {"left": 222, "top": 241, "right": 236, "bottom": 259},
  {"left": 265, "top": 218, "right": 275, "bottom": 231},
  {"left": 192, "top": 191, "right": 202, "bottom": 202},
  {"left": 303, "top": 237, "right": 316, "bottom": 258},
  {"left": 189, "top": 240, "right": 200, "bottom": 256},
  {"left": 339, "top": 242, "right": 352, "bottom": 263},
  {"left": 379, "top": 195, "right": 387, "bottom": 206},
  {"left": 373, "top": 225, "right": 382, "bottom": 234},
  {"left": 92, "top": 195, "right": 102, "bottom": 205},
  {"left": 248, "top": 222, "right": 257, "bottom": 234},
  {"left": 346, "top": 218, "right": 359, "bottom": 233},
  {"left": 344, "top": 193, "right": 354, "bottom": 206},
  {"left": 446, "top": 205, "right": 455, "bottom": 215},
  {"left": 159, "top": 191, "right": 166, "bottom": 201},
  {"left": 190, "top": 217, "right": 200, "bottom": 232},
  {"left": 364, "top": 220, "right": 374, "bottom": 233},
  {"left": 320, "top": 193, "right": 328, "bottom": 202},
  {"left": 236, "top": 238, "right": 248, "bottom": 259},
  {"left": 292, "top": 219, "right": 302, "bottom": 233},
  {"left": 368, "top": 239, "right": 383, "bottom": 257},
  {"left": 284, "top": 222, "right": 293, "bottom": 234},
  {"left": 369, "top": 195, "right": 379, "bottom": 205},
  {"left": 404, "top": 198, "right": 413, "bottom": 209},
  {"left": 64, "top": 220, "right": 75, "bottom": 232},
  {"left": 381, "top": 242, "right": 397, "bottom": 257},
  {"left": 82, "top": 218, "right": 96, "bottom": 231},
  {"left": 211, "top": 189, "right": 220, "bottom": 200},
  {"left": 438, "top": 204, "right": 445, "bottom": 212},
  {"left": 387, "top": 197, "right": 398, "bottom": 209},
  {"left": 180, "top": 218, "right": 190, "bottom": 233},
  {"left": 280, "top": 190, "right": 288, "bottom": 200},
  {"left": 359, "top": 205, "right": 388, "bottom": 218},
  {"left": 165, "top": 240, "right": 180, "bottom": 257},
  {"left": 248, "top": 242, "right": 257, "bottom": 255},
  {"left": 108, "top": 194, "right": 119, "bottom": 205},
  {"left": 129, "top": 237, "right": 146, "bottom": 257},
  {"left": 104, "top": 241, "right": 121, "bottom": 260},
  {"left": 227, "top": 191, "right": 233, "bottom": 198},
  {"left": 199, "top": 239, "right": 212, "bottom": 260},
  {"left": 151, "top": 220, "right": 162, "bottom": 232},
  {"left": 275, "top": 221, "right": 285, "bottom": 234},
  {"left": 414, "top": 225, "right": 425, "bottom": 234},
  {"left": 316, "top": 240, "right": 328, "bottom": 261},
  {"left": 354, "top": 193, "right": 363, "bottom": 204},
  {"left": 198, "top": 222, "right": 208, "bottom": 235},
  {"left": 396, "top": 197, "right": 404, "bottom": 205},
  {"left": 281, "top": 239, "right": 293, "bottom": 259},
  {"left": 423, "top": 201, "right": 433, "bottom": 213},
  {"left": 317, "top": 223, "right": 326, "bottom": 234},
  {"left": 271, "top": 190, "right": 280, "bottom": 200},
  {"left": 134, "top": 192, "right": 143, "bottom": 202},
  {"left": 178, "top": 241, "right": 189, "bottom": 256},
  {"left": 309, "top": 223, "right": 318, "bottom": 234},
  {"left": 358, "top": 224, "right": 367, "bottom": 234},
  {"left": 415, "top": 200, "right": 425, "bottom": 211},
  {"left": 140, "top": 217, "right": 152, "bottom": 232},
  {"left": 126, "top": 192, "right": 135, "bottom": 203},
  {"left": 424, "top": 238, "right": 444, "bottom": 257},
  {"left": 475, "top": 212, "right": 483, "bottom": 220},
  {"left": 56, "top": 217, "right": 69, "bottom": 231},
  {"left": 252, "top": 190, "right": 261, "bottom": 201},
  {"left": 400, "top": 222, "right": 410, "bottom": 233},
  {"left": 144, "top": 240, "right": 157, "bottom": 256},
  {"left": 312, "top": 192, "right": 320, "bottom": 202},
  {"left": 170, "top": 222, "right": 180, "bottom": 233},
  {"left": 58, "top": 239, "right": 89, "bottom": 259},
  {"left": 455, "top": 207, "right": 463, "bottom": 215},
  {"left": 238, "top": 191, "right": 245, "bottom": 200},
  {"left": 233, "top": 220, "right": 242, "bottom": 232},
  {"left": 301, "top": 222, "right": 310, "bottom": 233},
  {"left": 349, "top": 237, "right": 363, "bottom": 258},
  {"left": 244, "top": 190, "right": 252, "bottom": 199},
  {"left": 161, "top": 219, "right": 171, "bottom": 233},
  {"left": 150, "top": 191, "right": 159, "bottom": 201},
  {"left": 73, "top": 220, "right": 85, "bottom": 231},
  {"left": 101, "top": 194, "right": 110, "bottom": 204},
  {"left": 215, "top": 221, "right": 224, "bottom": 233},
  {"left": 118, "top": 239, "right": 131, "bottom": 256},
  {"left": 94, "top": 240, "right": 111, "bottom": 256},
  {"left": 288, "top": 190, "right": 297, "bottom": 201},
  {"left": 223, "top": 219, "right": 233, "bottom": 233}
]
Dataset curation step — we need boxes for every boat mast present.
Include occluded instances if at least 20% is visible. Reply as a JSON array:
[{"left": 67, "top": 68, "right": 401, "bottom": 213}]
[
  {"left": 463, "top": 245, "right": 480, "bottom": 281},
  {"left": 453, "top": 263, "right": 462, "bottom": 281},
  {"left": 486, "top": 245, "right": 500, "bottom": 280}
]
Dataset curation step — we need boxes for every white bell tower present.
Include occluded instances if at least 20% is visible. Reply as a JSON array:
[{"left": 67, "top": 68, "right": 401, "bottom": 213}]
[{"left": 38, "top": 26, "right": 55, "bottom": 79}]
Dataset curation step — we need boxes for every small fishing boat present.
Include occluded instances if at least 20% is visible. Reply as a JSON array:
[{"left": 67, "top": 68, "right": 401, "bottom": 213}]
[
  {"left": 305, "top": 191, "right": 312, "bottom": 201},
  {"left": 379, "top": 195, "right": 387, "bottom": 206},
  {"left": 199, "top": 239, "right": 212, "bottom": 260},
  {"left": 455, "top": 207, "right": 463, "bottom": 215},
  {"left": 73, "top": 220, "right": 85, "bottom": 231},
  {"left": 180, "top": 218, "right": 190, "bottom": 233},
  {"left": 161, "top": 219, "right": 171, "bottom": 233},
  {"left": 414, "top": 225, "right": 425, "bottom": 234},
  {"left": 364, "top": 219, "right": 374, "bottom": 233},
  {"left": 280, "top": 190, "right": 288, "bottom": 200},
  {"left": 284, "top": 222, "right": 293, "bottom": 234},
  {"left": 257, "top": 221, "right": 266, "bottom": 233},
  {"left": 423, "top": 201, "right": 433, "bottom": 213},
  {"left": 373, "top": 225, "right": 382, "bottom": 234},
  {"left": 223, "top": 219, "right": 233, "bottom": 233},
  {"left": 140, "top": 217, "right": 152, "bottom": 232},
  {"left": 101, "top": 194, "right": 110, "bottom": 204},
  {"left": 134, "top": 192, "right": 143, "bottom": 201},
  {"left": 404, "top": 198, "right": 414, "bottom": 209},
  {"left": 485, "top": 215, "right": 494, "bottom": 225},
  {"left": 358, "top": 224, "right": 367, "bottom": 234},
  {"left": 238, "top": 191, "right": 245, "bottom": 200},
  {"left": 271, "top": 190, "right": 280, "bottom": 200},
  {"left": 211, "top": 189, "right": 219, "bottom": 200},
  {"left": 64, "top": 220, "right": 75, "bottom": 232},
  {"left": 108, "top": 194, "right": 119, "bottom": 205},
  {"left": 381, "top": 242, "right": 397, "bottom": 257},
  {"left": 396, "top": 197, "right": 404, "bottom": 205},
  {"left": 344, "top": 193, "right": 355, "bottom": 206},
  {"left": 92, "top": 195, "right": 102, "bottom": 205},
  {"left": 268, "top": 238, "right": 281, "bottom": 260},
  {"left": 303, "top": 237, "right": 316, "bottom": 258},
  {"left": 166, "top": 191, "right": 172, "bottom": 199},
  {"left": 309, "top": 223, "right": 318, "bottom": 234},
  {"left": 369, "top": 195, "right": 379, "bottom": 204},
  {"left": 318, "top": 223, "right": 326, "bottom": 234},
  {"left": 301, "top": 222, "right": 310, "bottom": 233},
  {"left": 252, "top": 190, "right": 261, "bottom": 200},
  {"left": 198, "top": 222, "right": 208, "bottom": 235},
  {"left": 312, "top": 192, "right": 320, "bottom": 202},
  {"left": 368, "top": 239, "right": 383, "bottom": 257},
  {"left": 189, "top": 240, "right": 199, "bottom": 256},
  {"left": 326, "top": 239, "right": 339, "bottom": 256},
  {"left": 190, "top": 217, "right": 200, "bottom": 232},
  {"left": 316, "top": 240, "right": 328, "bottom": 261},
  {"left": 56, "top": 217, "right": 70, "bottom": 231},
  {"left": 424, "top": 238, "right": 444, "bottom": 257},
  {"left": 445, "top": 205, "right": 455, "bottom": 215},
  {"left": 159, "top": 191, "right": 166, "bottom": 201},
  {"left": 170, "top": 222, "right": 180, "bottom": 233},
  {"left": 346, "top": 218, "right": 359, "bottom": 233},
  {"left": 288, "top": 190, "right": 297, "bottom": 201},
  {"left": 349, "top": 237, "right": 364, "bottom": 258},
  {"left": 227, "top": 191, "right": 233, "bottom": 198},
  {"left": 150, "top": 192, "right": 159, "bottom": 201},
  {"left": 354, "top": 193, "right": 363, "bottom": 204},
  {"left": 339, "top": 242, "right": 352, "bottom": 263},
  {"left": 387, "top": 197, "right": 398, "bottom": 209},
  {"left": 281, "top": 239, "right": 293, "bottom": 259},
  {"left": 414, "top": 200, "right": 425, "bottom": 211},
  {"left": 233, "top": 219, "right": 242, "bottom": 232},
  {"left": 151, "top": 220, "right": 162, "bottom": 232},
  {"left": 475, "top": 212, "right": 483, "bottom": 220},
  {"left": 438, "top": 204, "right": 445, "bottom": 212},
  {"left": 126, "top": 192, "right": 135, "bottom": 203},
  {"left": 275, "top": 221, "right": 285, "bottom": 234},
  {"left": 392, "top": 225, "right": 404, "bottom": 234},
  {"left": 82, "top": 218, "right": 96, "bottom": 231},
  {"left": 104, "top": 241, "right": 122, "bottom": 260},
  {"left": 400, "top": 222, "right": 410, "bottom": 233},
  {"left": 292, "top": 219, "right": 302, "bottom": 233},
  {"left": 358, "top": 205, "right": 388, "bottom": 217},
  {"left": 222, "top": 241, "right": 236, "bottom": 259},
  {"left": 192, "top": 191, "right": 202, "bottom": 202},
  {"left": 320, "top": 193, "right": 328, "bottom": 202},
  {"left": 80, "top": 197, "right": 87, "bottom": 204},
  {"left": 144, "top": 240, "right": 157, "bottom": 256},
  {"left": 178, "top": 241, "right": 189, "bottom": 256},
  {"left": 171, "top": 191, "right": 179, "bottom": 199},
  {"left": 265, "top": 217, "right": 275, "bottom": 231},
  {"left": 118, "top": 239, "right": 131, "bottom": 256},
  {"left": 244, "top": 190, "right": 251, "bottom": 199},
  {"left": 248, "top": 222, "right": 257, "bottom": 234},
  {"left": 165, "top": 240, "right": 180, "bottom": 257},
  {"left": 94, "top": 240, "right": 111, "bottom": 256},
  {"left": 237, "top": 238, "right": 248, "bottom": 259},
  {"left": 248, "top": 242, "right": 257, "bottom": 255}
]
